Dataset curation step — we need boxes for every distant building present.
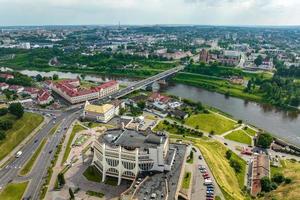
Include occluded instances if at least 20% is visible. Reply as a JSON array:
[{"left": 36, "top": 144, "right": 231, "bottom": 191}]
[
  {"left": 169, "top": 109, "right": 189, "bottom": 119},
  {"left": 199, "top": 49, "right": 210, "bottom": 63},
  {"left": 8, "top": 85, "right": 24, "bottom": 93},
  {"left": 51, "top": 79, "right": 119, "bottom": 104},
  {"left": 250, "top": 154, "right": 270, "bottom": 197},
  {"left": 92, "top": 129, "right": 175, "bottom": 185},
  {"left": 0, "top": 82, "right": 9, "bottom": 90},
  {"left": 23, "top": 87, "right": 40, "bottom": 98},
  {"left": 37, "top": 89, "right": 53, "bottom": 105},
  {"left": 83, "top": 101, "right": 116, "bottom": 123},
  {"left": 148, "top": 92, "right": 171, "bottom": 103},
  {"left": 0, "top": 73, "right": 14, "bottom": 80}
]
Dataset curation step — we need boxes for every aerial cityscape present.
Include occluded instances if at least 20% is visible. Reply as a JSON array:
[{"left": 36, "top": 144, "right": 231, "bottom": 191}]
[{"left": 0, "top": 1, "right": 300, "bottom": 200}]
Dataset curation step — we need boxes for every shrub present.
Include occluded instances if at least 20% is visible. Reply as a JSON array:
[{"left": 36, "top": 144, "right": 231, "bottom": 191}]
[
  {"left": 261, "top": 176, "right": 272, "bottom": 192},
  {"left": 0, "top": 108, "right": 8, "bottom": 116},
  {"left": 0, "top": 120, "right": 13, "bottom": 131},
  {"left": 256, "top": 133, "right": 273, "bottom": 148},
  {"left": 0, "top": 131, "right": 6, "bottom": 140},
  {"left": 285, "top": 178, "right": 292, "bottom": 184},
  {"left": 225, "top": 150, "right": 233, "bottom": 160},
  {"left": 229, "top": 159, "right": 242, "bottom": 173},
  {"left": 272, "top": 173, "right": 285, "bottom": 184}
]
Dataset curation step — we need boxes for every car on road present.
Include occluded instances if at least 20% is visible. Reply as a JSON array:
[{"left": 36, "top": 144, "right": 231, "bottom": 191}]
[
  {"left": 16, "top": 151, "right": 22, "bottom": 158},
  {"left": 198, "top": 155, "right": 202, "bottom": 159},
  {"left": 224, "top": 142, "right": 228, "bottom": 145},
  {"left": 49, "top": 150, "right": 53, "bottom": 154}
]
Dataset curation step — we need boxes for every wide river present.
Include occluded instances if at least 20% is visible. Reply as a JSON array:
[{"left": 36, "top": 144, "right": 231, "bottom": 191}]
[
  {"left": 18, "top": 69, "right": 300, "bottom": 147},
  {"left": 164, "top": 83, "right": 300, "bottom": 146}
]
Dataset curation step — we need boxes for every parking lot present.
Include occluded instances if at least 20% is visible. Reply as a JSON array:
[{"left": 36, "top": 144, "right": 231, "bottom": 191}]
[
  {"left": 135, "top": 144, "right": 187, "bottom": 200},
  {"left": 191, "top": 147, "right": 224, "bottom": 200}
]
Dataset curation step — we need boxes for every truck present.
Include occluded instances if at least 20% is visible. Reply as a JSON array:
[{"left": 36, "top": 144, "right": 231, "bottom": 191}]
[{"left": 16, "top": 151, "right": 22, "bottom": 158}]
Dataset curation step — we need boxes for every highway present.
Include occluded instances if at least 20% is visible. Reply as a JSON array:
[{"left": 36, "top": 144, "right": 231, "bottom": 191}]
[{"left": 0, "top": 66, "right": 184, "bottom": 199}]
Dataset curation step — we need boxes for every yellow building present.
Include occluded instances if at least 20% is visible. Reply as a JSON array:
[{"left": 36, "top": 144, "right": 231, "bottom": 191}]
[{"left": 83, "top": 101, "right": 115, "bottom": 123}]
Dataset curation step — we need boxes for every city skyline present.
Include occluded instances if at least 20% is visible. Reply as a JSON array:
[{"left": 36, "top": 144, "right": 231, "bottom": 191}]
[{"left": 0, "top": 0, "right": 300, "bottom": 26}]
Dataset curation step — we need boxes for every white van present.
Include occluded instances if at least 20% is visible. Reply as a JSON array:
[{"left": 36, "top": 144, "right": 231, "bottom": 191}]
[{"left": 16, "top": 151, "right": 22, "bottom": 158}]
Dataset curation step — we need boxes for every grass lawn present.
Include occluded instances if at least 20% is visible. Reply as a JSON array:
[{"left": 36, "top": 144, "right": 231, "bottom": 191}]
[
  {"left": 184, "top": 112, "right": 236, "bottom": 135},
  {"left": 83, "top": 166, "right": 118, "bottom": 186},
  {"left": 0, "top": 181, "right": 28, "bottom": 200},
  {"left": 0, "top": 113, "right": 44, "bottom": 161},
  {"left": 88, "top": 122, "right": 115, "bottom": 129},
  {"left": 262, "top": 160, "right": 300, "bottom": 200},
  {"left": 19, "top": 138, "right": 47, "bottom": 176},
  {"left": 224, "top": 130, "right": 252, "bottom": 145},
  {"left": 61, "top": 124, "right": 86, "bottom": 165},
  {"left": 243, "top": 127, "right": 257, "bottom": 137},
  {"left": 83, "top": 166, "right": 102, "bottom": 182},
  {"left": 182, "top": 172, "right": 192, "bottom": 189},
  {"left": 86, "top": 190, "right": 105, "bottom": 198},
  {"left": 193, "top": 139, "right": 246, "bottom": 200}
]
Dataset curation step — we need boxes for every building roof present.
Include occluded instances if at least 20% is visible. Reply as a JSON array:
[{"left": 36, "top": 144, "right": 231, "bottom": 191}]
[
  {"left": 99, "top": 129, "right": 166, "bottom": 150},
  {"left": 85, "top": 102, "right": 114, "bottom": 114},
  {"left": 38, "top": 89, "right": 52, "bottom": 102}
]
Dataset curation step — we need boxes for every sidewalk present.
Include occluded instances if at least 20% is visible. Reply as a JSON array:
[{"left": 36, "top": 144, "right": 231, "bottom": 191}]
[{"left": 0, "top": 115, "right": 48, "bottom": 168}]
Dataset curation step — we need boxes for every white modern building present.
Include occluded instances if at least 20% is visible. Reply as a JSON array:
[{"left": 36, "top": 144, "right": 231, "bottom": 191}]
[{"left": 92, "top": 129, "right": 176, "bottom": 185}]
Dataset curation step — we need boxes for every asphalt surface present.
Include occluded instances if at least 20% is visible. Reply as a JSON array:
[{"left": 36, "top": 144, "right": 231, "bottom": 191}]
[{"left": 0, "top": 108, "right": 80, "bottom": 199}]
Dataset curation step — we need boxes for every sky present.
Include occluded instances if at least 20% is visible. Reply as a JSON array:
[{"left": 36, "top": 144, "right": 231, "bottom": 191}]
[{"left": 0, "top": 0, "right": 299, "bottom": 26}]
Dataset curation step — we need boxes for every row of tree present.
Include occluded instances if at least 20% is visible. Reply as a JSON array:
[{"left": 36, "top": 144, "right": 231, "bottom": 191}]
[{"left": 0, "top": 103, "right": 24, "bottom": 140}]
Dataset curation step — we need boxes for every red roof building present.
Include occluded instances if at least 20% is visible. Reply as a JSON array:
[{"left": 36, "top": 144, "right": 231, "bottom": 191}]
[
  {"left": 148, "top": 92, "right": 171, "bottom": 103},
  {"left": 0, "top": 82, "right": 9, "bottom": 90},
  {"left": 23, "top": 87, "right": 40, "bottom": 98},
  {"left": 51, "top": 79, "right": 119, "bottom": 104},
  {"left": 37, "top": 89, "right": 53, "bottom": 105},
  {"left": 0, "top": 73, "right": 14, "bottom": 80}
]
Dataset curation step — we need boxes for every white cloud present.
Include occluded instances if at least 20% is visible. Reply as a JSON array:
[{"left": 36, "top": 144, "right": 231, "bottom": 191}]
[{"left": 0, "top": 0, "right": 299, "bottom": 25}]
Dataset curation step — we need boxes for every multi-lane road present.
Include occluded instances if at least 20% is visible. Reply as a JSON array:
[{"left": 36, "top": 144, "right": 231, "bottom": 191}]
[{"left": 0, "top": 65, "right": 185, "bottom": 199}]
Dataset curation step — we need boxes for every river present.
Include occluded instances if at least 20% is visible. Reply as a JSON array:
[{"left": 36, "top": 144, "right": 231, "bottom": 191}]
[
  {"left": 9, "top": 69, "right": 300, "bottom": 146},
  {"left": 164, "top": 83, "right": 300, "bottom": 146}
]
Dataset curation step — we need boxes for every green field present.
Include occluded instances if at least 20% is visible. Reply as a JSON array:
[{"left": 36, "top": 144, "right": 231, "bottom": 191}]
[
  {"left": 61, "top": 124, "right": 86, "bottom": 165},
  {"left": 243, "top": 127, "right": 257, "bottom": 136},
  {"left": 224, "top": 130, "right": 252, "bottom": 145},
  {"left": 174, "top": 72, "right": 263, "bottom": 102},
  {"left": 83, "top": 166, "right": 102, "bottom": 182},
  {"left": 83, "top": 166, "right": 118, "bottom": 186},
  {"left": 0, "top": 181, "right": 28, "bottom": 200},
  {"left": 182, "top": 172, "right": 192, "bottom": 189},
  {"left": 19, "top": 138, "right": 47, "bottom": 176},
  {"left": 262, "top": 160, "right": 300, "bottom": 200},
  {"left": 184, "top": 112, "right": 236, "bottom": 135},
  {"left": 0, "top": 113, "right": 44, "bottom": 161}
]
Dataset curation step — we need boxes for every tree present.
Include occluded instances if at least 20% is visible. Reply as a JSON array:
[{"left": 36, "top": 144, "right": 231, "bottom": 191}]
[
  {"left": 0, "top": 131, "right": 6, "bottom": 140},
  {"left": 58, "top": 173, "right": 66, "bottom": 186},
  {"left": 272, "top": 173, "right": 285, "bottom": 184},
  {"left": 254, "top": 55, "right": 263, "bottom": 66},
  {"left": 69, "top": 188, "right": 75, "bottom": 200},
  {"left": 0, "top": 120, "right": 13, "bottom": 130},
  {"left": 225, "top": 150, "right": 232, "bottom": 160},
  {"left": 0, "top": 108, "right": 8, "bottom": 116},
  {"left": 53, "top": 74, "right": 59, "bottom": 80},
  {"left": 230, "top": 159, "right": 242, "bottom": 173},
  {"left": 36, "top": 74, "right": 43, "bottom": 82},
  {"left": 8, "top": 103, "right": 24, "bottom": 119},
  {"left": 261, "top": 176, "right": 272, "bottom": 192},
  {"left": 137, "top": 101, "right": 146, "bottom": 110},
  {"left": 256, "top": 133, "right": 273, "bottom": 148}
]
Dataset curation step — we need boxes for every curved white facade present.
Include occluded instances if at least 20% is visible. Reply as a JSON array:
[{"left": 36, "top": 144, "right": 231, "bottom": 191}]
[{"left": 92, "top": 129, "right": 170, "bottom": 185}]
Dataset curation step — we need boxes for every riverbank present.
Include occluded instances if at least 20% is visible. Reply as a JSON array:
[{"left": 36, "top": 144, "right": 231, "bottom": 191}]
[{"left": 172, "top": 72, "right": 299, "bottom": 112}]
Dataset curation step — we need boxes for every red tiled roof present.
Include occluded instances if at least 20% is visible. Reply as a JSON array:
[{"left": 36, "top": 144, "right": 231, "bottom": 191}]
[
  {"left": 0, "top": 82, "right": 8, "bottom": 87},
  {"left": 149, "top": 92, "right": 171, "bottom": 103},
  {"left": 0, "top": 73, "right": 14, "bottom": 79},
  {"left": 38, "top": 89, "right": 51, "bottom": 102},
  {"left": 9, "top": 85, "right": 23, "bottom": 90},
  {"left": 54, "top": 79, "right": 118, "bottom": 97},
  {"left": 24, "top": 87, "right": 39, "bottom": 94}
]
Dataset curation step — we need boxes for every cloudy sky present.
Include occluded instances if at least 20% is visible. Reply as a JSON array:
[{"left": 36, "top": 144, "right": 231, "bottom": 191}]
[{"left": 0, "top": 0, "right": 299, "bottom": 26}]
